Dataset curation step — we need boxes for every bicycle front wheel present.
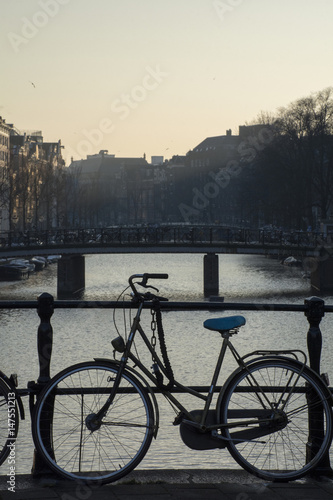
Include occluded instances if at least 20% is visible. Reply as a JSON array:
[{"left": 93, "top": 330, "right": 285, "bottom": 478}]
[
  {"left": 217, "top": 358, "right": 333, "bottom": 481},
  {"left": 32, "top": 361, "right": 155, "bottom": 484}
]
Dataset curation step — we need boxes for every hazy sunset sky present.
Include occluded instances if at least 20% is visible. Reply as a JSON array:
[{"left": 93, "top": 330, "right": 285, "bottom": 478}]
[{"left": 2, "top": 0, "right": 333, "bottom": 164}]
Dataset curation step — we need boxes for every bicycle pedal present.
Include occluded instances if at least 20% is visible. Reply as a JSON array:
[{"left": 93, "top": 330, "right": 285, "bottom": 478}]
[
  {"left": 10, "top": 373, "right": 18, "bottom": 387},
  {"left": 173, "top": 412, "right": 184, "bottom": 426},
  {"left": 321, "top": 373, "right": 330, "bottom": 386}
]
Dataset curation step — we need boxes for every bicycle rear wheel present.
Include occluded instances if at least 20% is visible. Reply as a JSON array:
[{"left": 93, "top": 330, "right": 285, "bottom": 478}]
[
  {"left": 32, "top": 361, "right": 155, "bottom": 484},
  {"left": 217, "top": 358, "right": 333, "bottom": 481},
  {"left": 0, "top": 377, "right": 19, "bottom": 466}
]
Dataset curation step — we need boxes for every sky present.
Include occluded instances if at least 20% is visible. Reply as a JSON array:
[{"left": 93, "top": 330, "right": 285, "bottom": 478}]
[{"left": 1, "top": 0, "right": 333, "bottom": 165}]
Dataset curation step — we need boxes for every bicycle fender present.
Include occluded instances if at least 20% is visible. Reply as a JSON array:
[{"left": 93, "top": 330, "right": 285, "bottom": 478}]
[
  {"left": 94, "top": 358, "right": 159, "bottom": 438},
  {"left": 251, "top": 356, "right": 333, "bottom": 404},
  {"left": 216, "top": 356, "right": 333, "bottom": 416}
]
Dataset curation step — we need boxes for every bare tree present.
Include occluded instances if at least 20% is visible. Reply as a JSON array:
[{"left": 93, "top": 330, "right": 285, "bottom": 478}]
[{"left": 240, "top": 87, "right": 333, "bottom": 229}]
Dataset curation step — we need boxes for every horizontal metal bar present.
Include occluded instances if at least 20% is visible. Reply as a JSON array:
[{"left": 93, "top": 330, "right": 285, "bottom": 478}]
[
  {"left": 36, "top": 385, "right": 333, "bottom": 395},
  {"left": 0, "top": 299, "right": 333, "bottom": 313}
]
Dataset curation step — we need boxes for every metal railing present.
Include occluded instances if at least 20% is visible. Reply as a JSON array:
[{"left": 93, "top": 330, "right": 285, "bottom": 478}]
[
  {"left": 0, "top": 225, "right": 327, "bottom": 254},
  {"left": 1, "top": 293, "right": 332, "bottom": 475}
]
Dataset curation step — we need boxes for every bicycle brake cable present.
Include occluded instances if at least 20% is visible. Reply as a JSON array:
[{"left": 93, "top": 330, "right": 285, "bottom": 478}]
[{"left": 112, "top": 285, "right": 130, "bottom": 336}]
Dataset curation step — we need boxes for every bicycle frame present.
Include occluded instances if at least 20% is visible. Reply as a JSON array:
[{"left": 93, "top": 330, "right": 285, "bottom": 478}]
[{"left": 94, "top": 297, "right": 281, "bottom": 435}]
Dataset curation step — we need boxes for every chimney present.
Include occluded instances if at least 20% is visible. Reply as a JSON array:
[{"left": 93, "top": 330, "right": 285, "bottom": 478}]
[{"left": 226, "top": 129, "right": 232, "bottom": 136}]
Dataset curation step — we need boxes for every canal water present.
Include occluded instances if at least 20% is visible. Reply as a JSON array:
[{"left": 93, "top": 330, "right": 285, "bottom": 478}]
[{"left": 0, "top": 253, "right": 332, "bottom": 474}]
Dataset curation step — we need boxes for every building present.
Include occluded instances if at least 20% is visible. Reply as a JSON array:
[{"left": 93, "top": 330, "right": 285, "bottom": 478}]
[
  {"left": 187, "top": 129, "right": 242, "bottom": 170},
  {"left": 0, "top": 117, "right": 10, "bottom": 167},
  {"left": 9, "top": 128, "right": 65, "bottom": 231},
  {"left": 179, "top": 126, "right": 270, "bottom": 225},
  {"left": 68, "top": 151, "right": 158, "bottom": 226},
  {"left": 151, "top": 156, "right": 164, "bottom": 166},
  {"left": 0, "top": 117, "right": 11, "bottom": 232}
]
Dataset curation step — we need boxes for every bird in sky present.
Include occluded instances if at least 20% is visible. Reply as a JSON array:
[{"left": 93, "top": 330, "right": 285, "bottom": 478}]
[{"left": 29, "top": 81, "right": 36, "bottom": 88}]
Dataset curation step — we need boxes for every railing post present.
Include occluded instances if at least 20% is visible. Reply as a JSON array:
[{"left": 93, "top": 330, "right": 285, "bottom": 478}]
[
  {"left": 37, "top": 292, "right": 54, "bottom": 384},
  {"left": 31, "top": 292, "right": 55, "bottom": 476},
  {"left": 191, "top": 227, "right": 195, "bottom": 244},
  {"left": 304, "top": 296, "right": 332, "bottom": 474},
  {"left": 304, "top": 296, "right": 324, "bottom": 373}
]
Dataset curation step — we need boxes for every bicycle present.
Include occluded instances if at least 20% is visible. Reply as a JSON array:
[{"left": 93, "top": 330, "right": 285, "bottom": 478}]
[{"left": 31, "top": 273, "right": 333, "bottom": 484}]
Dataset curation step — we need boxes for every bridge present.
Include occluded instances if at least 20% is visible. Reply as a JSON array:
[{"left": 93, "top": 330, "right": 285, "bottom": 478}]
[
  {"left": 0, "top": 225, "right": 330, "bottom": 296},
  {"left": 0, "top": 225, "right": 323, "bottom": 256}
]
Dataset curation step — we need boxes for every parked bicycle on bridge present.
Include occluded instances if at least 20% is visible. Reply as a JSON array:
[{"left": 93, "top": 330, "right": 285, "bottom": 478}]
[{"left": 26, "top": 274, "right": 333, "bottom": 485}]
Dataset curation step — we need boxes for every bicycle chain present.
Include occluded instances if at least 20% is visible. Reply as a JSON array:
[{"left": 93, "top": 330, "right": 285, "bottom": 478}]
[
  {"left": 153, "top": 300, "right": 174, "bottom": 391},
  {"left": 150, "top": 309, "right": 157, "bottom": 350}
]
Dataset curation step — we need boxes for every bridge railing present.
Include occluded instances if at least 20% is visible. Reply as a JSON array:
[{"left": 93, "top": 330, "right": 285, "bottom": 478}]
[
  {"left": 0, "top": 225, "right": 326, "bottom": 250},
  {"left": 0, "top": 293, "right": 332, "bottom": 475}
]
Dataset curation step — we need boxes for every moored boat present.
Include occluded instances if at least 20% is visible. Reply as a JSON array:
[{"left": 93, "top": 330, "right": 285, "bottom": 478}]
[
  {"left": 0, "top": 263, "right": 30, "bottom": 281},
  {"left": 282, "top": 256, "right": 302, "bottom": 267},
  {"left": 10, "top": 259, "right": 35, "bottom": 273},
  {"left": 30, "top": 256, "right": 46, "bottom": 271}
]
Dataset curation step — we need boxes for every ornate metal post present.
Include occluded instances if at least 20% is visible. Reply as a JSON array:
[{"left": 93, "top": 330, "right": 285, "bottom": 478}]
[
  {"left": 31, "top": 292, "right": 55, "bottom": 475},
  {"left": 37, "top": 293, "right": 54, "bottom": 384},
  {"left": 304, "top": 296, "right": 332, "bottom": 474},
  {"left": 305, "top": 296, "right": 324, "bottom": 374}
]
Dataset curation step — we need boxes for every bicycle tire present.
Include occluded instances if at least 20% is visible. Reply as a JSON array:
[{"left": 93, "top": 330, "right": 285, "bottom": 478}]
[
  {"left": 217, "top": 357, "right": 333, "bottom": 481},
  {"left": 32, "top": 360, "right": 155, "bottom": 484},
  {"left": 0, "top": 377, "right": 19, "bottom": 466}
]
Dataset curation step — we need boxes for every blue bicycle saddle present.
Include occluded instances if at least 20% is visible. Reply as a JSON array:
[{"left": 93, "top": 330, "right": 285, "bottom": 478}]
[{"left": 203, "top": 315, "right": 246, "bottom": 332}]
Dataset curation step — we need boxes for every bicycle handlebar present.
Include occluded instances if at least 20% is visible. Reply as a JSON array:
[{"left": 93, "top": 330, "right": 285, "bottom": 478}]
[
  {"left": 144, "top": 273, "right": 169, "bottom": 280},
  {"left": 129, "top": 273, "right": 168, "bottom": 283},
  {"left": 128, "top": 273, "right": 169, "bottom": 298}
]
